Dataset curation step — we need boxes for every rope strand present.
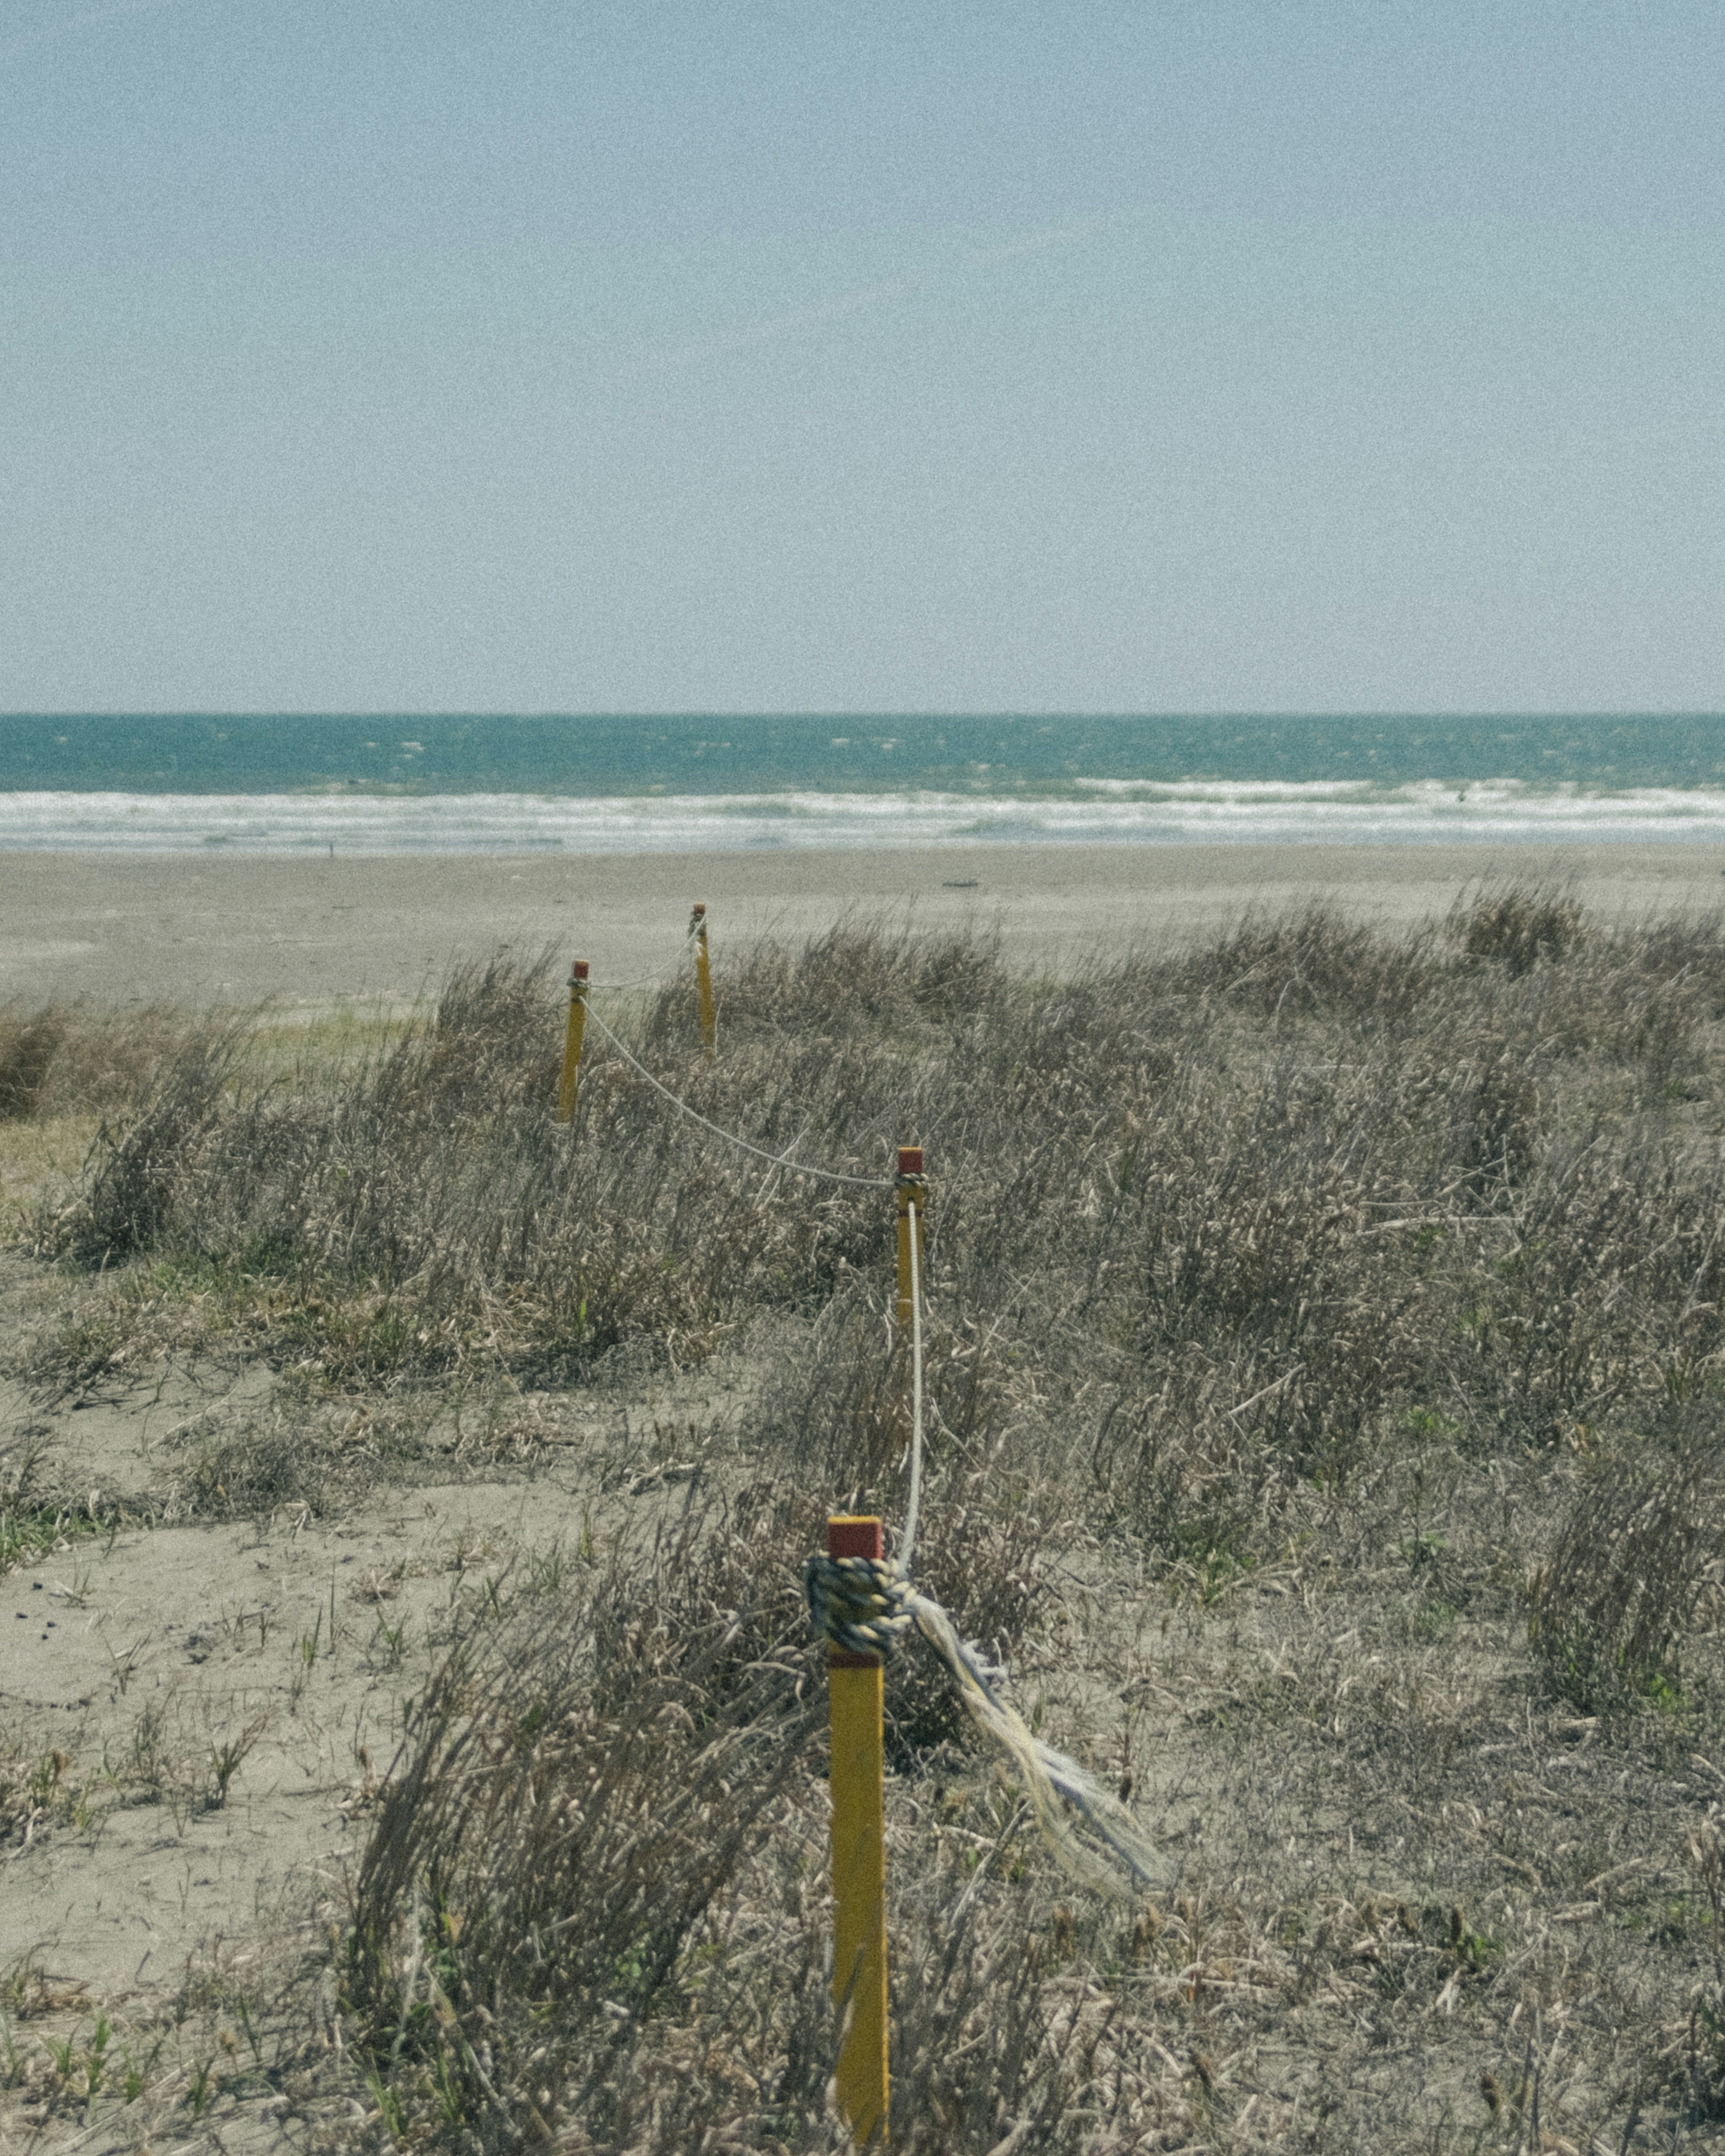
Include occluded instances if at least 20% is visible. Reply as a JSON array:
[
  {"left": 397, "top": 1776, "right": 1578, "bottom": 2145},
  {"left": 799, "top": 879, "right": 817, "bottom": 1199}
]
[
  {"left": 571, "top": 951, "right": 1163, "bottom": 1895},
  {"left": 902, "top": 1197, "right": 924, "bottom": 1568},
  {"left": 582, "top": 1006, "right": 893, "bottom": 1189},
  {"left": 805, "top": 1193, "right": 1167, "bottom": 1899},
  {"left": 586, "top": 927, "right": 700, "bottom": 993}
]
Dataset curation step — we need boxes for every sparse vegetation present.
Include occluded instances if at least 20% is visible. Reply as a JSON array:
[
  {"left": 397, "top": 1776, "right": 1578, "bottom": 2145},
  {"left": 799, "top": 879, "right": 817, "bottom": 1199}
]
[
  {"left": 0, "top": 1002, "right": 207, "bottom": 1128},
  {"left": 9, "top": 887, "right": 1725, "bottom": 2148},
  {"left": 0, "top": 1001, "right": 212, "bottom": 1239}
]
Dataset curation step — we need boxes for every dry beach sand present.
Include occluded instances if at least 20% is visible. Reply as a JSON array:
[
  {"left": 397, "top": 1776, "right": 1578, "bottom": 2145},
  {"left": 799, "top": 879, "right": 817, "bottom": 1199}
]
[
  {"left": 0, "top": 1256, "right": 739, "bottom": 2149},
  {"left": 3, "top": 841, "right": 1725, "bottom": 2149},
  {"left": 2, "top": 840, "right": 1723, "bottom": 1009}
]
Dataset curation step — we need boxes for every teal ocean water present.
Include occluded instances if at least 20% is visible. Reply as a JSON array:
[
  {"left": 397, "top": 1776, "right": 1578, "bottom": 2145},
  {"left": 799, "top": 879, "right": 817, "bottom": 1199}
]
[{"left": 1, "top": 714, "right": 1723, "bottom": 852}]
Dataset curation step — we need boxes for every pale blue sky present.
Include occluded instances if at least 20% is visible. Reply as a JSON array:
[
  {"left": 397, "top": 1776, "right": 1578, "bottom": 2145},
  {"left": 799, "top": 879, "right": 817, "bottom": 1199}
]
[{"left": 2, "top": 1, "right": 1720, "bottom": 714}]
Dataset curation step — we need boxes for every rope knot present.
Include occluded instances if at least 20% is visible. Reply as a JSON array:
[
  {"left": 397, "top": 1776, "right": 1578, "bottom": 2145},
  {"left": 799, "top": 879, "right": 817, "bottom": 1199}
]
[{"left": 804, "top": 1550, "right": 915, "bottom": 1659}]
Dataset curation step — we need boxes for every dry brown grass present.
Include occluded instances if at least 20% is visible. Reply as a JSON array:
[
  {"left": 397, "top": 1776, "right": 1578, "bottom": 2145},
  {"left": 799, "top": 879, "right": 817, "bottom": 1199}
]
[
  {"left": 0, "top": 1000, "right": 213, "bottom": 1239},
  {"left": 0, "top": 1001, "right": 206, "bottom": 1122},
  {"left": 13, "top": 888, "right": 1725, "bottom": 2148}
]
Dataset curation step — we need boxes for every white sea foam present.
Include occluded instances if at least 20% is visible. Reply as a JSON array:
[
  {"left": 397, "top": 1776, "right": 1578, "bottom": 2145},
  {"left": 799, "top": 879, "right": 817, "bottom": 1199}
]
[{"left": 1, "top": 782, "right": 1724, "bottom": 853}]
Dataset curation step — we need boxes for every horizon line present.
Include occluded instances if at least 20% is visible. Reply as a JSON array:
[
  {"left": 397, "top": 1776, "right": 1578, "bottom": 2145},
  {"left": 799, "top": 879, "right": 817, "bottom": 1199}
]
[{"left": 4, "top": 710, "right": 1724, "bottom": 725}]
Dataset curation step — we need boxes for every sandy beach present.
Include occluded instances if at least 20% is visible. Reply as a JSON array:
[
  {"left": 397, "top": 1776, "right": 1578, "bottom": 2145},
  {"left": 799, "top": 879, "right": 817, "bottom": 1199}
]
[
  {"left": 2, "top": 840, "right": 1722, "bottom": 1007},
  {"left": 5, "top": 848, "right": 1725, "bottom": 2147}
]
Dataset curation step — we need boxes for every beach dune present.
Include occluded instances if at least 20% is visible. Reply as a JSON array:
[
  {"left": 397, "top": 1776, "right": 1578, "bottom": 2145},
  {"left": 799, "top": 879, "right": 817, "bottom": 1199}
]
[{"left": 1, "top": 842, "right": 1721, "bottom": 1008}]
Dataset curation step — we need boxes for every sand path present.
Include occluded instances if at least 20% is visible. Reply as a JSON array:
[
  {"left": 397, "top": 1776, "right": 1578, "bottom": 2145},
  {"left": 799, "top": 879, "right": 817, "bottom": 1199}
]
[{"left": 1, "top": 841, "right": 1721, "bottom": 1008}]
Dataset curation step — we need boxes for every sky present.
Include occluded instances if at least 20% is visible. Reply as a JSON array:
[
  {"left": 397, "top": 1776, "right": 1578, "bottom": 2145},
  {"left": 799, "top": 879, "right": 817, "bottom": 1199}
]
[{"left": 1, "top": 0, "right": 1721, "bottom": 716}]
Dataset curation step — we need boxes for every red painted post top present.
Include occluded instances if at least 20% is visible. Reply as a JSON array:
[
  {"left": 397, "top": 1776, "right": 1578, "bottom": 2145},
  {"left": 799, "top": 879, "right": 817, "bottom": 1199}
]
[
  {"left": 897, "top": 1146, "right": 923, "bottom": 1177},
  {"left": 828, "top": 1515, "right": 883, "bottom": 1561},
  {"left": 570, "top": 960, "right": 589, "bottom": 981}
]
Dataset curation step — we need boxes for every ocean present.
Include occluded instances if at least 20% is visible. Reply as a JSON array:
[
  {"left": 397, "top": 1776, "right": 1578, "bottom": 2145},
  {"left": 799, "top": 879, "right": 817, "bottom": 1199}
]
[{"left": 2, "top": 713, "right": 1724, "bottom": 854}]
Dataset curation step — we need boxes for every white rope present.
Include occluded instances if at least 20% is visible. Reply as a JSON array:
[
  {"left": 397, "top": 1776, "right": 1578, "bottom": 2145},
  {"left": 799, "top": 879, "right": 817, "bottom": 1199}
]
[
  {"left": 585, "top": 928, "right": 699, "bottom": 993},
  {"left": 800, "top": 1189, "right": 1167, "bottom": 1894},
  {"left": 902, "top": 1197, "right": 924, "bottom": 1567},
  {"left": 581, "top": 1005, "right": 893, "bottom": 1189},
  {"left": 897, "top": 1194, "right": 1163, "bottom": 1889}
]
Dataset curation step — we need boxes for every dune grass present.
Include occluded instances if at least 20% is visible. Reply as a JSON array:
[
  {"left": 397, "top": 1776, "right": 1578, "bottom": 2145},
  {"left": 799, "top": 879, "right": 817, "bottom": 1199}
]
[{"left": 10, "top": 889, "right": 1725, "bottom": 2149}]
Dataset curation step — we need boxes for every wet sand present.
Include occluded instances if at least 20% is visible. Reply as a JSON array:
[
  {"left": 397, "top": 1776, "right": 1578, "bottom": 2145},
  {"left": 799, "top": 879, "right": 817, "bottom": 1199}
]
[{"left": 1, "top": 842, "right": 1722, "bottom": 1006}]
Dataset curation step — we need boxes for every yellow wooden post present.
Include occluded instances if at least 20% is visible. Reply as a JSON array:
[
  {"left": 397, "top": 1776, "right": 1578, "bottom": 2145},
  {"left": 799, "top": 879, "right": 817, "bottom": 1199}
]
[
  {"left": 555, "top": 960, "right": 588, "bottom": 1123},
  {"left": 894, "top": 1146, "right": 925, "bottom": 1333},
  {"left": 692, "top": 902, "right": 717, "bottom": 1061},
  {"left": 827, "top": 1513, "right": 889, "bottom": 2145}
]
